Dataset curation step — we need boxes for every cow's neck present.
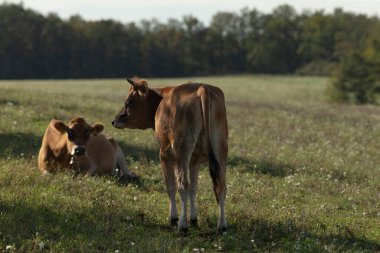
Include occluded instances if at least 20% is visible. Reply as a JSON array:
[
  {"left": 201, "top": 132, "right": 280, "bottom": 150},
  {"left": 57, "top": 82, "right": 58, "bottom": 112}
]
[{"left": 147, "top": 88, "right": 164, "bottom": 130}]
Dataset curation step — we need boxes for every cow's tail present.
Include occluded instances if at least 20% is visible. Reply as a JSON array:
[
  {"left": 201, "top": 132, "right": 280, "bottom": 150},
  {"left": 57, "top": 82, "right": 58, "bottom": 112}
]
[{"left": 199, "top": 86, "right": 224, "bottom": 204}]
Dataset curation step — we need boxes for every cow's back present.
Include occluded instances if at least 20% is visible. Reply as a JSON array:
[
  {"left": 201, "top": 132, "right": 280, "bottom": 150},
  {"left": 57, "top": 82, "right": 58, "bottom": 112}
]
[
  {"left": 155, "top": 83, "right": 227, "bottom": 163},
  {"left": 38, "top": 120, "right": 70, "bottom": 173},
  {"left": 86, "top": 134, "right": 116, "bottom": 174}
]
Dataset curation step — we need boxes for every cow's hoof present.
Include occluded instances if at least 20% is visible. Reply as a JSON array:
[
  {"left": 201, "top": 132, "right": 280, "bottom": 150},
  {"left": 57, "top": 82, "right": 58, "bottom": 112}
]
[
  {"left": 190, "top": 218, "right": 198, "bottom": 226},
  {"left": 217, "top": 226, "right": 227, "bottom": 235},
  {"left": 178, "top": 227, "right": 189, "bottom": 236},
  {"left": 169, "top": 217, "right": 179, "bottom": 226}
]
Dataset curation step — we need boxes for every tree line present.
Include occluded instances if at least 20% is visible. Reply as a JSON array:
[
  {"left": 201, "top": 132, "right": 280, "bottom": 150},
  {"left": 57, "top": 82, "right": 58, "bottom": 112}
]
[{"left": 0, "top": 3, "right": 380, "bottom": 79}]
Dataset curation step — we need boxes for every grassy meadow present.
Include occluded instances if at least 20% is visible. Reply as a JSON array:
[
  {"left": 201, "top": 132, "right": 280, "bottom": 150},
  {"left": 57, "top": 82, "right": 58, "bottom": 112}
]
[{"left": 0, "top": 76, "right": 379, "bottom": 252}]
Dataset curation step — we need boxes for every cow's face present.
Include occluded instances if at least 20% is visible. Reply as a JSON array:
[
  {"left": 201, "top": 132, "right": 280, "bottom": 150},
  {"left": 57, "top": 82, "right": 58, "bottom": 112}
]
[
  {"left": 54, "top": 117, "right": 104, "bottom": 157},
  {"left": 112, "top": 78, "right": 149, "bottom": 129}
]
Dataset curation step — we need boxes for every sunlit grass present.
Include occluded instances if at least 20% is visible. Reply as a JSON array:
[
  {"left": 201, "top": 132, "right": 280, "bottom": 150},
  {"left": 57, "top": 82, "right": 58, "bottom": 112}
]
[{"left": 0, "top": 75, "right": 379, "bottom": 252}]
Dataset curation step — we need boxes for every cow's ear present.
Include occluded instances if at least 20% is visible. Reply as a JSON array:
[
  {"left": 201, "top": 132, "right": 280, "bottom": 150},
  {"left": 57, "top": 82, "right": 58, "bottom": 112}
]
[
  {"left": 126, "top": 78, "right": 136, "bottom": 86},
  {"left": 138, "top": 80, "right": 148, "bottom": 95},
  {"left": 141, "top": 80, "right": 148, "bottom": 89},
  {"left": 91, "top": 123, "right": 104, "bottom": 136},
  {"left": 53, "top": 120, "right": 69, "bottom": 133}
]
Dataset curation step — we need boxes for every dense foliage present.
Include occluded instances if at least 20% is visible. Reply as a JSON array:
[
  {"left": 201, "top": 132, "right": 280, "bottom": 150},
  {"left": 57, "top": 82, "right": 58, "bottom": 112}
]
[
  {"left": 330, "top": 52, "right": 378, "bottom": 104},
  {"left": 1, "top": 3, "right": 380, "bottom": 78},
  {"left": 329, "top": 29, "right": 380, "bottom": 104}
]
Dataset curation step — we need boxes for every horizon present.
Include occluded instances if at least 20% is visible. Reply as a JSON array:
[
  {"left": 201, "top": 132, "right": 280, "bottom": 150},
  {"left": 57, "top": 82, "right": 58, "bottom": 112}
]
[{"left": 2, "top": 0, "right": 380, "bottom": 24}]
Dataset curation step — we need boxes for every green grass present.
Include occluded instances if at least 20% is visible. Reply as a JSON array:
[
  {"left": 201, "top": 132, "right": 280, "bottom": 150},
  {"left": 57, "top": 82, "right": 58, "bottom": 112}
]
[{"left": 0, "top": 76, "right": 379, "bottom": 252}]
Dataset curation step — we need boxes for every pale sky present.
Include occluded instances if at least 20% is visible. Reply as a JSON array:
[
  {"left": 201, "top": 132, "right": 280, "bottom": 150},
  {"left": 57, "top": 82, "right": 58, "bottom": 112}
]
[{"left": 3, "top": 0, "right": 380, "bottom": 24}]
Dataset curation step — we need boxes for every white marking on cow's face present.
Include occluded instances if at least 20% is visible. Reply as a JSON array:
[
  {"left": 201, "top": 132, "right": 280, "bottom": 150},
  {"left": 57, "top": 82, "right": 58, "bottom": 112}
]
[
  {"left": 71, "top": 145, "right": 77, "bottom": 155},
  {"left": 70, "top": 145, "right": 87, "bottom": 156}
]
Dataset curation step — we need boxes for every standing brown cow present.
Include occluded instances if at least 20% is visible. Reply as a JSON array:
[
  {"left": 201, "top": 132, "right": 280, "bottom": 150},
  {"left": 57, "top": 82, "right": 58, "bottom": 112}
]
[{"left": 112, "top": 78, "right": 228, "bottom": 234}]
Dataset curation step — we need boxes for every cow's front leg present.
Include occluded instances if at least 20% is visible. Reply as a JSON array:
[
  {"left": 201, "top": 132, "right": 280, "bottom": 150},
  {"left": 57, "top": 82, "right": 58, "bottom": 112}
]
[
  {"left": 86, "top": 163, "right": 97, "bottom": 176},
  {"left": 38, "top": 148, "right": 54, "bottom": 175},
  {"left": 160, "top": 150, "right": 178, "bottom": 226},
  {"left": 75, "top": 156, "right": 96, "bottom": 176}
]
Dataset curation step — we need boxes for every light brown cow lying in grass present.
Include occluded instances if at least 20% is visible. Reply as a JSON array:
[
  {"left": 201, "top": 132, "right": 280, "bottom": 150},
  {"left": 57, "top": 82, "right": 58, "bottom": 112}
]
[
  {"left": 38, "top": 117, "right": 136, "bottom": 179},
  {"left": 112, "top": 78, "right": 228, "bottom": 235}
]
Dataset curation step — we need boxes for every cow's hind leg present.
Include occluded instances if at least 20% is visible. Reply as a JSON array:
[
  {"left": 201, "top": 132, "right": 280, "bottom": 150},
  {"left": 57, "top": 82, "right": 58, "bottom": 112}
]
[
  {"left": 189, "top": 163, "right": 200, "bottom": 226},
  {"left": 175, "top": 142, "right": 197, "bottom": 234},
  {"left": 217, "top": 178, "right": 227, "bottom": 234},
  {"left": 177, "top": 158, "right": 190, "bottom": 234},
  {"left": 160, "top": 150, "right": 178, "bottom": 226}
]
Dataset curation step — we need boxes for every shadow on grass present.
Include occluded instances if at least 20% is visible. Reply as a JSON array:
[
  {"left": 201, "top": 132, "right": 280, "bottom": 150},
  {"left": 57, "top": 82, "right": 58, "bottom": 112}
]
[
  {"left": 117, "top": 142, "right": 296, "bottom": 178},
  {"left": 228, "top": 156, "right": 295, "bottom": 177},
  {"left": 0, "top": 202, "right": 134, "bottom": 252},
  {"left": 1, "top": 200, "right": 378, "bottom": 252},
  {"left": 224, "top": 219, "right": 380, "bottom": 252},
  {"left": 0, "top": 132, "right": 159, "bottom": 162},
  {"left": 0, "top": 132, "right": 41, "bottom": 158},
  {"left": 0, "top": 98, "right": 20, "bottom": 106},
  {"left": 117, "top": 140, "right": 159, "bottom": 163},
  {"left": 0, "top": 132, "right": 295, "bottom": 183},
  {"left": 0, "top": 200, "right": 176, "bottom": 252},
  {"left": 117, "top": 142, "right": 296, "bottom": 179}
]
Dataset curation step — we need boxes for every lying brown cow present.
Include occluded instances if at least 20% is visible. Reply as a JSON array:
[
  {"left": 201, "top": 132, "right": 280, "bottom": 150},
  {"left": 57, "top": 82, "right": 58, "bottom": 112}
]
[
  {"left": 38, "top": 117, "right": 135, "bottom": 178},
  {"left": 112, "top": 78, "right": 228, "bottom": 234}
]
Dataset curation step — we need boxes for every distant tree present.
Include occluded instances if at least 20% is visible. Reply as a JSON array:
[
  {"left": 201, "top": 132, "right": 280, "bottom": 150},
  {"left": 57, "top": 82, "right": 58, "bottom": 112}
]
[
  {"left": 140, "top": 19, "right": 186, "bottom": 77},
  {"left": 329, "top": 52, "right": 377, "bottom": 104},
  {"left": 207, "top": 12, "right": 245, "bottom": 73},
  {"left": 0, "top": 3, "right": 45, "bottom": 78},
  {"left": 239, "top": 8, "right": 263, "bottom": 72},
  {"left": 181, "top": 15, "right": 208, "bottom": 75},
  {"left": 329, "top": 21, "right": 380, "bottom": 104},
  {"left": 245, "top": 5, "right": 300, "bottom": 73},
  {"left": 296, "top": 11, "right": 336, "bottom": 75},
  {"left": 364, "top": 25, "right": 380, "bottom": 81},
  {"left": 332, "top": 9, "right": 375, "bottom": 61},
  {"left": 1, "top": 3, "right": 380, "bottom": 78}
]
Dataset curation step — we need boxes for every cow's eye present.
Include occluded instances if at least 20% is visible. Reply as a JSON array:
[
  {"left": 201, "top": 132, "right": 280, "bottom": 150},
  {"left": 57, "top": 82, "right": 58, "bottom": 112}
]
[
  {"left": 126, "top": 100, "right": 133, "bottom": 107},
  {"left": 85, "top": 129, "right": 91, "bottom": 138},
  {"left": 67, "top": 129, "right": 75, "bottom": 140}
]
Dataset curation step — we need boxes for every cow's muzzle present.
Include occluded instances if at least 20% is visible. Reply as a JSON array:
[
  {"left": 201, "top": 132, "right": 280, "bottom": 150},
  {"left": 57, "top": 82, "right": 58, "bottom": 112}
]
[
  {"left": 112, "top": 119, "right": 123, "bottom": 129},
  {"left": 73, "top": 146, "right": 86, "bottom": 156}
]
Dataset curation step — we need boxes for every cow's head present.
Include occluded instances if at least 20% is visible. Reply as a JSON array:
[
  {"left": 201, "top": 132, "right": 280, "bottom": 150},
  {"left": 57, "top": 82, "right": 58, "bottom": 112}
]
[
  {"left": 112, "top": 78, "right": 152, "bottom": 129},
  {"left": 53, "top": 117, "right": 104, "bottom": 158}
]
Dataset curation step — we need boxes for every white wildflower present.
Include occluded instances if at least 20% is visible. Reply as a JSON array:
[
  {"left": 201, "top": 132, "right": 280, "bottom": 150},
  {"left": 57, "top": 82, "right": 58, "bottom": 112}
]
[{"left": 38, "top": 241, "right": 45, "bottom": 250}]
